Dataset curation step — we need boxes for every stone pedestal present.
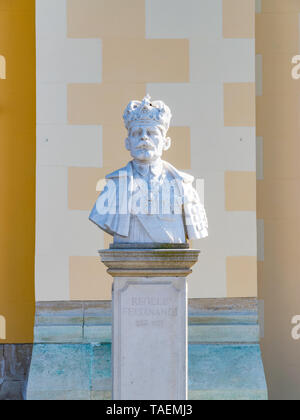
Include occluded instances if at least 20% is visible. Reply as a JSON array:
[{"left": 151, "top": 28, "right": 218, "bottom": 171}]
[{"left": 99, "top": 245, "right": 200, "bottom": 400}]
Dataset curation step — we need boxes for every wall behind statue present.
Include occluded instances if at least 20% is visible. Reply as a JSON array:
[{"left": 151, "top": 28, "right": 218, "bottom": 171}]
[
  {"left": 35, "top": 0, "right": 256, "bottom": 301},
  {"left": 256, "top": 0, "right": 300, "bottom": 400}
]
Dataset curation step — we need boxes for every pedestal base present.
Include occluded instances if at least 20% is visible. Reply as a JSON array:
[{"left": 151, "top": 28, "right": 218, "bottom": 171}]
[{"left": 99, "top": 248, "right": 200, "bottom": 400}]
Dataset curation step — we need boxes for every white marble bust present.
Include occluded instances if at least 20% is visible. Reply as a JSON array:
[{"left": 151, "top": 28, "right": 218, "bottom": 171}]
[{"left": 89, "top": 95, "right": 208, "bottom": 244}]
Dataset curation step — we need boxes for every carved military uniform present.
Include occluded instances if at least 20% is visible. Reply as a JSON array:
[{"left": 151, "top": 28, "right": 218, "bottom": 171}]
[{"left": 89, "top": 159, "right": 208, "bottom": 243}]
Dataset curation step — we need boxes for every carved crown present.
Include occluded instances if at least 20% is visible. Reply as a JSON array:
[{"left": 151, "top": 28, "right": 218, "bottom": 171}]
[{"left": 123, "top": 94, "right": 172, "bottom": 132}]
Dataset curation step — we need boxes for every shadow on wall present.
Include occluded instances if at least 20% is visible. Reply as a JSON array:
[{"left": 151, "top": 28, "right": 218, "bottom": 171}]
[{"left": 0, "top": 345, "right": 33, "bottom": 401}]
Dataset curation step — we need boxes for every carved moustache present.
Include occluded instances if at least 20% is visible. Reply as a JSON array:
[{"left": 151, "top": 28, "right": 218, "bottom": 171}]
[{"left": 136, "top": 142, "right": 155, "bottom": 151}]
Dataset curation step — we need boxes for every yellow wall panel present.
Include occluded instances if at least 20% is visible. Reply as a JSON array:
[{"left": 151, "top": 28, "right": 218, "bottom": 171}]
[
  {"left": 67, "top": 0, "right": 145, "bottom": 39},
  {"left": 0, "top": 301, "right": 35, "bottom": 344},
  {"left": 103, "top": 125, "right": 132, "bottom": 169},
  {"left": 68, "top": 167, "right": 108, "bottom": 211},
  {"left": 262, "top": 53, "right": 300, "bottom": 95},
  {"left": 227, "top": 256, "right": 257, "bottom": 297},
  {"left": 257, "top": 179, "right": 300, "bottom": 220},
  {"left": 224, "top": 83, "right": 256, "bottom": 127},
  {"left": 257, "top": 0, "right": 300, "bottom": 399},
  {"left": 104, "top": 233, "right": 112, "bottom": 249},
  {"left": 256, "top": 94, "right": 300, "bottom": 139},
  {"left": 225, "top": 171, "right": 256, "bottom": 211},
  {"left": 262, "top": 133, "right": 300, "bottom": 180},
  {"left": 70, "top": 256, "right": 112, "bottom": 300},
  {"left": 263, "top": 220, "right": 300, "bottom": 263},
  {"left": 0, "top": 0, "right": 36, "bottom": 344},
  {"left": 0, "top": 55, "right": 6, "bottom": 79},
  {"left": 68, "top": 83, "right": 146, "bottom": 125},
  {"left": 262, "top": 0, "right": 300, "bottom": 13},
  {"left": 164, "top": 127, "right": 191, "bottom": 170},
  {"left": 223, "top": 0, "right": 255, "bottom": 38},
  {"left": 256, "top": 12, "right": 299, "bottom": 54},
  {"left": 103, "top": 39, "right": 189, "bottom": 83}
]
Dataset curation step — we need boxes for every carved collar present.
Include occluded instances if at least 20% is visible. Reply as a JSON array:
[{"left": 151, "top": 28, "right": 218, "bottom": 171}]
[{"left": 132, "top": 159, "right": 164, "bottom": 178}]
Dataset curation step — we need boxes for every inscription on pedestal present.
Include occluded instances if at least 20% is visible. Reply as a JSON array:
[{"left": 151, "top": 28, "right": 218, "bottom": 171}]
[
  {"left": 114, "top": 279, "right": 187, "bottom": 400},
  {"left": 100, "top": 248, "right": 200, "bottom": 401},
  {"left": 123, "top": 296, "right": 178, "bottom": 328}
]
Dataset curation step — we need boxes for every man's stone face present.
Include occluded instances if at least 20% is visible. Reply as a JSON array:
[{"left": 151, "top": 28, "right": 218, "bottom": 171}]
[{"left": 126, "top": 123, "right": 168, "bottom": 163}]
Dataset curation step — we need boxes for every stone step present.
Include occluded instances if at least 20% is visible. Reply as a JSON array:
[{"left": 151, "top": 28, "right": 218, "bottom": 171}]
[
  {"left": 26, "top": 343, "right": 268, "bottom": 401},
  {"left": 34, "top": 323, "right": 260, "bottom": 344},
  {"left": 33, "top": 298, "right": 261, "bottom": 345}
]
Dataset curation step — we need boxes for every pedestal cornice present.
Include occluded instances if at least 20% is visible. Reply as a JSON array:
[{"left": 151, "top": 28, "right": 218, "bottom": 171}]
[{"left": 99, "top": 248, "right": 200, "bottom": 277}]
